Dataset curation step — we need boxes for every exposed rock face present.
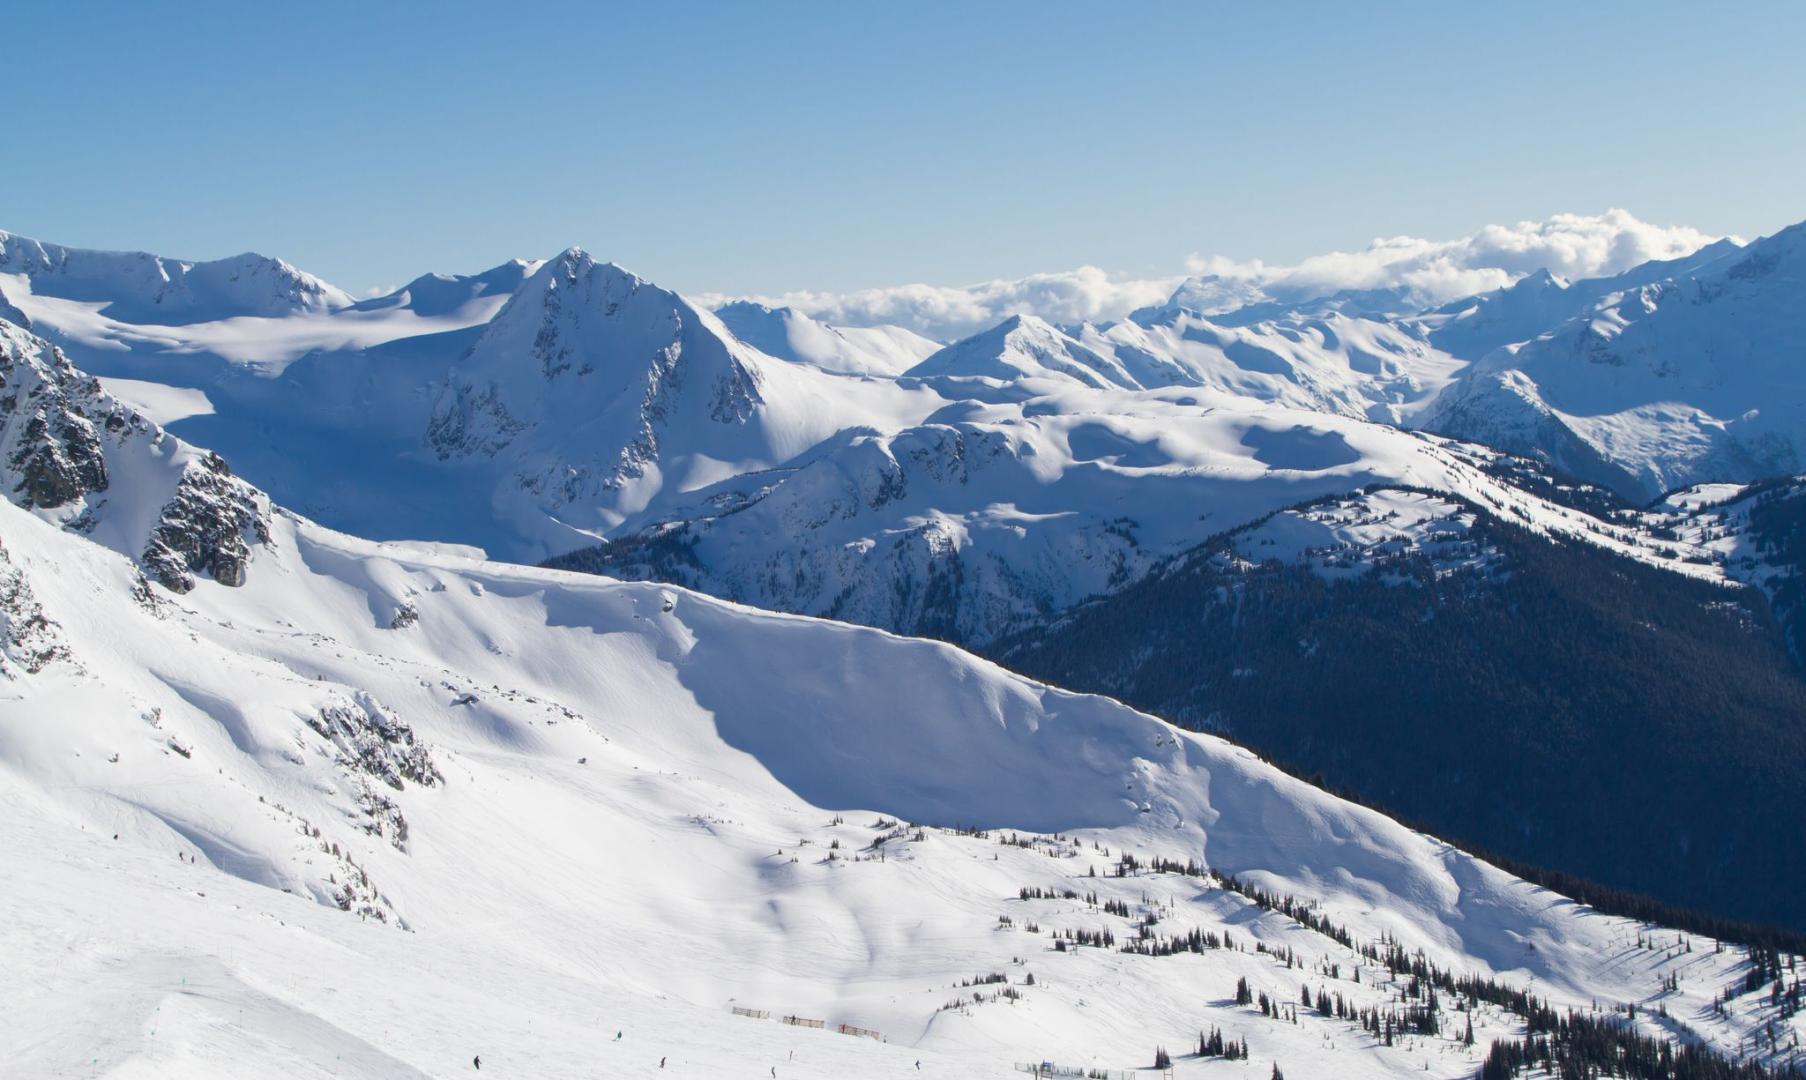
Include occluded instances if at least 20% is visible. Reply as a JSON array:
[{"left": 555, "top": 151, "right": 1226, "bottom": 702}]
[
  {"left": 0, "top": 317, "right": 270, "bottom": 590},
  {"left": 8, "top": 406, "right": 109, "bottom": 510},
  {"left": 0, "top": 325, "right": 133, "bottom": 511},
  {"left": 0, "top": 536, "right": 69, "bottom": 676},
  {"left": 140, "top": 452, "right": 270, "bottom": 592},
  {"left": 307, "top": 692, "right": 441, "bottom": 852},
  {"left": 307, "top": 693, "right": 442, "bottom": 793}
]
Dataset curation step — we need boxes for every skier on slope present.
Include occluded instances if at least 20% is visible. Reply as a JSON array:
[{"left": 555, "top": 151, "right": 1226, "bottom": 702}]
[{"left": 472, "top": 1055, "right": 481, "bottom": 1070}]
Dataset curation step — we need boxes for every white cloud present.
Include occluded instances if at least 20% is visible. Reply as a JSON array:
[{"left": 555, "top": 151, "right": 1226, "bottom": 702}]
[
  {"left": 704, "top": 210, "right": 1726, "bottom": 341},
  {"left": 700, "top": 265, "right": 1181, "bottom": 344},
  {"left": 1244, "top": 209, "right": 1725, "bottom": 306}
]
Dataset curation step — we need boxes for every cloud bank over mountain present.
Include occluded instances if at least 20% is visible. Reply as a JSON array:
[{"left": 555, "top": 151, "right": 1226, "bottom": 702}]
[{"left": 705, "top": 210, "right": 1724, "bottom": 340}]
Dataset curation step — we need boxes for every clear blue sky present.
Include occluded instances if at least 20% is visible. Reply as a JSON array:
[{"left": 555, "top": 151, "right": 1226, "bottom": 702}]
[{"left": 7, "top": 1, "right": 1803, "bottom": 296}]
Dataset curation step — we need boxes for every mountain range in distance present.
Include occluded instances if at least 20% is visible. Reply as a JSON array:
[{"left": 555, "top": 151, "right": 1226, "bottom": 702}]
[{"left": 6, "top": 215, "right": 1806, "bottom": 1078}]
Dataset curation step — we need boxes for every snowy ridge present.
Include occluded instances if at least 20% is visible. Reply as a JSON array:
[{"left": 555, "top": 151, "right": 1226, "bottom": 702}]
[
  {"left": 3, "top": 372, "right": 1802, "bottom": 1076},
  {"left": 906, "top": 314, "right": 1134, "bottom": 390},
  {"left": 568, "top": 386, "right": 1738, "bottom": 645},
  {"left": 0, "top": 229, "right": 353, "bottom": 325}
]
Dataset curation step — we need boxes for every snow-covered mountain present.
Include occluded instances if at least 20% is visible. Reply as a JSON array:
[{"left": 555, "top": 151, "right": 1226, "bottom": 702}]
[
  {"left": 0, "top": 229, "right": 353, "bottom": 325},
  {"left": 4, "top": 318, "right": 1801, "bottom": 1078},
  {"left": 714, "top": 300, "right": 941, "bottom": 376},
  {"left": 905, "top": 314, "right": 1134, "bottom": 390},
  {"left": 423, "top": 250, "right": 939, "bottom": 554},
  {"left": 554, "top": 384, "right": 1725, "bottom": 645},
  {"left": 902, "top": 309, "right": 1459, "bottom": 423},
  {"left": 0, "top": 320, "right": 269, "bottom": 592},
  {"left": 1428, "top": 225, "right": 1806, "bottom": 497},
  {"left": 9, "top": 220, "right": 1800, "bottom": 571},
  {"left": 1419, "top": 238, "right": 1743, "bottom": 361}
]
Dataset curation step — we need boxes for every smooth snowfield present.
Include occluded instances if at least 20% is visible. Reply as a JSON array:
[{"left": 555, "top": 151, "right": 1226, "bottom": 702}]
[{"left": 4, "top": 483, "right": 1801, "bottom": 1077}]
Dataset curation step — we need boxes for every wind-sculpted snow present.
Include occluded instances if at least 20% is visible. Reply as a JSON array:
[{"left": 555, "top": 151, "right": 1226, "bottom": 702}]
[{"left": 4, "top": 386, "right": 1802, "bottom": 1076}]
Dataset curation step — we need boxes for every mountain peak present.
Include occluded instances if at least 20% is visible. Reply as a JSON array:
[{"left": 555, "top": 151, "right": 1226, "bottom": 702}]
[{"left": 906, "top": 312, "right": 1124, "bottom": 389}]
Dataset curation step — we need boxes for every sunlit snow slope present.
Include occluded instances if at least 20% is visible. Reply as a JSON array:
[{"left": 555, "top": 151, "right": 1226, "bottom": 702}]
[{"left": 3, "top": 318, "right": 1803, "bottom": 1078}]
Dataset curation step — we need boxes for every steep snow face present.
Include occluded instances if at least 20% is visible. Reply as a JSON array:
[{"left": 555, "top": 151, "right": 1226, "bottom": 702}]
[
  {"left": 5, "top": 413, "right": 1803, "bottom": 1079},
  {"left": 714, "top": 301, "right": 940, "bottom": 376},
  {"left": 0, "top": 230, "right": 352, "bottom": 325},
  {"left": 0, "top": 319, "right": 269, "bottom": 591},
  {"left": 570, "top": 387, "right": 1706, "bottom": 645},
  {"left": 424, "top": 250, "right": 940, "bottom": 553},
  {"left": 1429, "top": 227, "right": 1804, "bottom": 497}
]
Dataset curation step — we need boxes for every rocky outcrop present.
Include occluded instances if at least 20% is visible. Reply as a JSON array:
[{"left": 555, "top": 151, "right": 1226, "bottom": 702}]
[
  {"left": 307, "top": 692, "right": 441, "bottom": 852},
  {"left": 0, "top": 323, "right": 138, "bottom": 512},
  {"left": 140, "top": 452, "right": 269, "bottom": 592},
  {"left": 308, "top": 692, "right": 441, "bottom": 792},
  {"left": 0, "top": 536, "right": 69, "bottom": 676},
  {"left": 1, "top": 318, "right": 271, "bottom": 590}
]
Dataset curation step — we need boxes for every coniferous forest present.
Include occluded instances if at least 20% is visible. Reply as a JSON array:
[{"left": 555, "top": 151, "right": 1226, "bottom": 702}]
[{"left": 996, "top": 498, "right": 1806, "bottom": 932}]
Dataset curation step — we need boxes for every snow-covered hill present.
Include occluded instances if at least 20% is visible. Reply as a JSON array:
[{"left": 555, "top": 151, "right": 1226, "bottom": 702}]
[{"left": 3, "top": 319, "right": 1801, "bottom": 1078}]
